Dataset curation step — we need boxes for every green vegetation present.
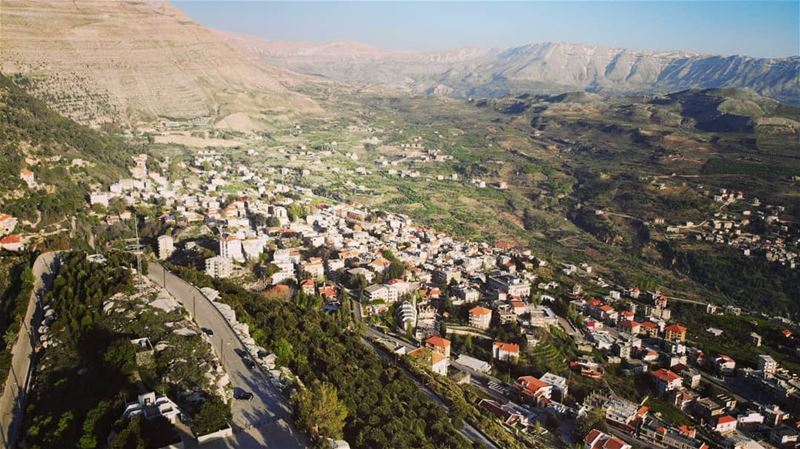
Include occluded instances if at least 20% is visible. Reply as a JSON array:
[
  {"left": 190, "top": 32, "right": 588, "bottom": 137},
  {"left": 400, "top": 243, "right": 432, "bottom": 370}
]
[
  {"left": 291, "top": 381, "right": 349, "bottom": 442},
  {"left": 167, "top": 264, "right": 470, "bottom": 449},
  {"left": 0, "top": 256, "right": 34, "bottom": 384},
  {"left": 23, "top": 252, "right": 230, "bottom": 449},
  {"left": 0, "top": 72, "right": 138, "bottom": 224}
]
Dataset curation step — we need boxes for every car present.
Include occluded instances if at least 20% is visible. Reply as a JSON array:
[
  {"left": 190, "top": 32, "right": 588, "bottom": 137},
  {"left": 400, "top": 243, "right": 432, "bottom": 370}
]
[
  {"left": 234, "top": 348, "right": 248, "bottom": 358},
  {"left": 201, "top": 327, "right": 214, "bottom": 336},
  {"left": 233, "top": 388, "right": 253, "bottom": 401},
  {"left": 242, "top": 358, "right": 256, "bottom": 369}
]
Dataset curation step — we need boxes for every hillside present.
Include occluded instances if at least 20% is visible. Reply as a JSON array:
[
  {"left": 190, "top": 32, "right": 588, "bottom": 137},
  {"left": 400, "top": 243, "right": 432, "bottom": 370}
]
[
  {"left": 0, "top": 0, "right": 319, "bottom": 129},
  {"left": 235, "top": 37, "right": 800, "bottom": 105},
  {"left": 0, "top": 72, "right": 135, "bottom": 226}
]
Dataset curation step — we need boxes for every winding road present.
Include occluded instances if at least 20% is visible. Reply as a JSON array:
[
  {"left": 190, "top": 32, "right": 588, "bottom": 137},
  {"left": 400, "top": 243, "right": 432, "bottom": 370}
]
[{"left": 148, "top": 262, "right": 307, "bottom": 449}]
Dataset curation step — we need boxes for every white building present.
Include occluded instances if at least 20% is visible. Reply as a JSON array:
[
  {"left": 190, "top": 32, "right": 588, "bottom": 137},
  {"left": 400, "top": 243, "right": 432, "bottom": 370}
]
[
  {"left": 206, "top": 256, "right": 233, "bottom": 279},
  {"left": 90, "top": 191, "right": 110, "bottom": 207},
  {"left": 157, "top": 235, "right": 175, "bottom": 260},
  {"left": 122, "top": 391, "right": 181, "bottom": 424},
  {"left": 220, "top": 236, "right": 244, "bottom": 262},
  {"left": 0, "top": 214, "right": 18, "bottom": 236},
  {"left": 758, "top": 354, "right": 778, "bottom": 377}
]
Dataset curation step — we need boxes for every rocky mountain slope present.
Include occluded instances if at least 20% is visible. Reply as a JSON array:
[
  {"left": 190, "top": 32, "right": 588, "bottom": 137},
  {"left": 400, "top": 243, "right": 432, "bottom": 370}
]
[
  {"left": 234, "top": 37, "right": 800, "bottom": 104},
  {"left": 0, "top": 0, "right": 319, "bottom": 128}
]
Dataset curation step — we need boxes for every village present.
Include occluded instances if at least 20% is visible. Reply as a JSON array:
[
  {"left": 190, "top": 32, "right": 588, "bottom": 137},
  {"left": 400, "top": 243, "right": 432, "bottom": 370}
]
[{"left": 0, "top": 143, "right": 782, "bottom": 449}]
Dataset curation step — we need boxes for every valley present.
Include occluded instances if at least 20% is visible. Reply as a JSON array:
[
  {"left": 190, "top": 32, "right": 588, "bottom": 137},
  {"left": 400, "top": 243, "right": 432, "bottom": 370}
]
[{"left": 0, "top": 2, "right": 798, "bottom": 449}]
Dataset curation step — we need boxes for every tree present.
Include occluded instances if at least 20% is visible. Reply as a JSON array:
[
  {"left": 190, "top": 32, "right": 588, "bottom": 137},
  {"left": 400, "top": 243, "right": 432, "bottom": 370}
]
[
  {"left": 273, "top": 338, "right": 294, "bottom": 366},
  {"left": 292, "top": 381, "right": 348, "bottom": 441},
  {"left": 193, "top": 396, "right": 231, "bottom": 435}
]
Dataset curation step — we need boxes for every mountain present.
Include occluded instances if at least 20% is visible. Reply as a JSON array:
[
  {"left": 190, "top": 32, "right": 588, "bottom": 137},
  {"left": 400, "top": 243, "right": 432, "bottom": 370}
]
[
  {"left": 231, "top": 37, "right": 800, "bottom": 105},
  {"left": 0, "top": 0, "right": 319, "bottom": 129}
]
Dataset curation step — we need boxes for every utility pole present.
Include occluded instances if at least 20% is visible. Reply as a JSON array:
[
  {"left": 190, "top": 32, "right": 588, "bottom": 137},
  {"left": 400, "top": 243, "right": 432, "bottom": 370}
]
[
  {"left": 134, "top": 216, "right": 142, "bottom": 290},
  {"left": 192, "top": 294, "right": 196, "bottom": 318}
]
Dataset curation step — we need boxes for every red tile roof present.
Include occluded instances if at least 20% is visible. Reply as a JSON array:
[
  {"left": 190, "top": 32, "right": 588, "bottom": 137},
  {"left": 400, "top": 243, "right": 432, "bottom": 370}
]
[
  {"left": 426, "top": 336, "right": 451, "bottom": 349},
  {"left": 470, "top": 306, "right": 492, "bottom": 316},
  {"left": 652, "top": 368, "right": 681, "bottom": 383}
]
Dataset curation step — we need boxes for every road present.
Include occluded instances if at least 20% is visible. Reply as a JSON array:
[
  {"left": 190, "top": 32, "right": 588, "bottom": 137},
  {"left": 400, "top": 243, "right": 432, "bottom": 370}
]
[
  {"left": 0, "top": 251, "right": 59, "bottom": 449},
  {"left": 363, "top": 327, "right": 502, "bottom": 449},
  {"left": 148, "top": 263, "right": 307, "bottom": 449}
]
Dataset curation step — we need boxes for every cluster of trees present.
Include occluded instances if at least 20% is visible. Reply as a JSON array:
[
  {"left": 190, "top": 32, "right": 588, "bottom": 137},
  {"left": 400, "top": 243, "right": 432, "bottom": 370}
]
[
  {"left": 23, "top": 252, "right": 230, "bottom": 449},
  {"left": 0, "top": 257, "right": 34, "bottom": 383},
  {"left": 169, "top": 265, "right": 470, "bottom": 449}
]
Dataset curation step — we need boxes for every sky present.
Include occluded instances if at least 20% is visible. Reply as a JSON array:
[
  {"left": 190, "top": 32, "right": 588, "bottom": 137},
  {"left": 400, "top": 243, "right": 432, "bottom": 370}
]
[{"left": 174, "top": 1, "right": 800, "bottom": 58}]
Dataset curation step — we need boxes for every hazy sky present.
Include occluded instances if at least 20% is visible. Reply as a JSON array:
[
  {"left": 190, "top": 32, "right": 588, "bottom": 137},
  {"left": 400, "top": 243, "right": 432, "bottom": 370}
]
[{"left": 174, "top": 1, "right": 800, "bottom": 58}]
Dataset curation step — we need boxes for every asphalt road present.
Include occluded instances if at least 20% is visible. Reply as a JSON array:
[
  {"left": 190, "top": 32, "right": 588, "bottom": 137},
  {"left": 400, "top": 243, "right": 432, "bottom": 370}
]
[
  {"left": 0, "top": 251, "right": 59, "bottom": 448},
  {"left": 148, "top": 262, "right": 307, "bottom": 449}
]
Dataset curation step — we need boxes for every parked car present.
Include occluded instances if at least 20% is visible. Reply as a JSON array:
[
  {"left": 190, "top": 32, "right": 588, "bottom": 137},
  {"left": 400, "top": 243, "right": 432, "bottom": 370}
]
[
  {"left": 233, "top": 388, "right": 253, "bottom": 401},
  {"left": 242, "top": 358, "right": 256, "bottom": 369},
  {"left": 201, "top": 327, "right": 214, "bottom": 336}
]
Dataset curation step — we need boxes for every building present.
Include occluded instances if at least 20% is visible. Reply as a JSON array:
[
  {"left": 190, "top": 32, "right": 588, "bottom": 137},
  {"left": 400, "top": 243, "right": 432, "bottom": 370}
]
[
  {"left": 455, "top": 354, "right": 491, "bottom": 373},
  {"left": 514, "top": 376, "right": 552, "bottom": 405},
  {"left": 0, "top": 214, "right": 17, "bottom": 236},
  {"left": 750, "top": 332, "right": 762, "bottom": 347},
  {"left": 639, "top": 418, "right": 710, "bottom": 449},
  {"left": 20, "top": 168, "right": 35, "bottom": 187},
  {"left": 0, "top": 235, "right": 24, "bottom": 252},
  {"left": 583, "top": 429, "right": 632, "bottom": 449},
  {"left": 469, "top": 306, "right": 492, "bottom": 330},
  {"left": 492, "top": 341, "right": 520, "bottom": 362},
  {"left": 131, "top": 154, "right": 148, "bottom": 179},
  {"left": 714, "top": 355, "right": 736, "bottom": 376},
  {"left": 487, "top": 274, "right": 531, "bottom": 298},
  {"left": 540, "top": 372, "right": 569, "bottom": 401},
  {"left": 205, "top": 256, "right": 233, "bottom": 279},
  {"left": 122, "top": 391, "right": 181, "bottom": 424},
  {"left": 220, "top": 235, "right": 244, "bottom": 262},
  {"left": 420, "top": 335, "right": 449, "bottom": 357},
  {"left": 408, "top": 347, "right": 448, "bottom": 376},
  {"left": 714, "top": 415, "right": 737, "bottom": 434},
  {"left": 651, "top": 369, "right": 683, "bottom": 394},
  {"left": 665, "top": 324, "right": 687, "bottom": 342},
  {"left": 395, "top": 301, "right": 417, "bottom": 331},
  {"left": 157, "top": 235, "right": 174, "bottom": 260},
  {"left": 757, "top": 354, "right": 778, "bottom": 377}
]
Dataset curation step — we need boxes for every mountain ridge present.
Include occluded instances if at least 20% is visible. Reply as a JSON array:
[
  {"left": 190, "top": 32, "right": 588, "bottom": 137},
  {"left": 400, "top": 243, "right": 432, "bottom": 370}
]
[{"left": 227, "top": 34, "right": 800, "bottom": 104}]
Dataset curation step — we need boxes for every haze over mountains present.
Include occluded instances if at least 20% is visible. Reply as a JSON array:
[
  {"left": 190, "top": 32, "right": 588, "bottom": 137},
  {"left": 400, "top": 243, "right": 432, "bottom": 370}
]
[{"left": 231, "top": 35, "right": 800, "bottom": 105}]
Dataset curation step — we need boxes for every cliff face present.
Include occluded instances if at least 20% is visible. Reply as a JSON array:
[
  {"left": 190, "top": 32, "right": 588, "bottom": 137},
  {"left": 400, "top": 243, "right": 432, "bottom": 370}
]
[{"left": 0, "top": 0, "right": 318, "bottom": 127}]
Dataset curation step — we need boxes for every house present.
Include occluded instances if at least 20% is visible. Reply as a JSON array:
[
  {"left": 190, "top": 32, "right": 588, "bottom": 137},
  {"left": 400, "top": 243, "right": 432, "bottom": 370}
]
[
  {"left": 714, "top": 415, "right": 737, "bottom": 434},
  {"left": 20, "top": 168, "right": 35, "bottom": 187},
  {"left": 479, "top": 399, "right": 529, "bottom": 428},
  {"left": 363, "top": 284, "right": 397, "bottom": 303},
  {"left": 665, "top": 324, "right": 687, "bottom": 342},
  {"left": 492, "top": 342, "right": 520, "bottom": 362},
  {"left": 750, "top": 332, "right": 762, "bottom": 347},
  {"left": 619, "top": 320, "right": 641, "bottom": 335},
  {"left": 583, "top": 428, "right": 632, "bottom": 449},
  {"left": 0, "top": 235, "right": 24, "bottom": 252},
  {"left": 408, "top": 347, "right": 448, "bottom": 376},
  {"left": 468, "top": 306, "right": 492, "bottom": 330},
  {"left": 157, "top": 235, "right": 174, "bottom": 260},
  {"left": 300, "top": 279, "right": 316, "bottom": 296},
  {"left": 455, "top": 354, "right": 491, "bottom": 373},
  {"left": 639, "top": 418, "right": 710, "bottom": 449},
  {"left": 122, "top": 391, "right": 181, "bottom": 424},
  {"left": 0, "top": 214, "right": 17, "bottom": 236},
  {"left": 301, "top": 258, "right": 325, "bottom": 280},
  {"left": 514, "top": 376, "right": 552, "bottom": 405},
  {"left": 640, "top": 321, "right": 660, "bottom": 337},
  {"left": 425, "top": 336, "right": 451, "bottom": 358},
  {"left": 540, "top": 372, "right": 569, "bottom": 401},
  {"left": 220, "top": 235, "right": 244, "bottom": 262},
  {"left": 651, "top": 369, "right": 683, "bottom": 394},
  {"left": 714, "top": 355, "right": 736, "bottom": 376}
]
